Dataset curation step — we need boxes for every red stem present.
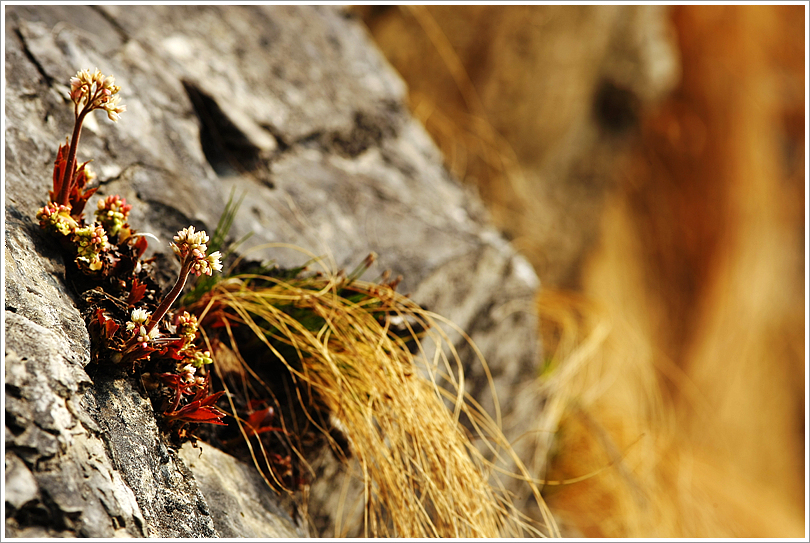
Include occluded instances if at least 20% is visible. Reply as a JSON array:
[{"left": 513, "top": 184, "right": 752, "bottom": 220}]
[
  {"left": 121, "top": 256, "right": 193, "bottom": 354},
  {"left": 57, "top": 107, "right": 89, "bottom": 206},
  {"left": 144, "top": 257, "right": 194, "bottom": 339},
  {"left": 58, "top": 83, "right": 107, "bottom": 206}
]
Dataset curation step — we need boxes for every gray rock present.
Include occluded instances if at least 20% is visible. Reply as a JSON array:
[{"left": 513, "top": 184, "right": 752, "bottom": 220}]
[
  {"left": 4, "top": 316, "right": 145, "bottom": 538},
  {"left": 4, "top": 452, "right": 40, "bottom": 511},
  {"left": 86, "top": 375, "right": 217, "bottom": 537},
  {"left": 5, "top": 5, "right": 549, "bottom": 536},
  {"left": 178, "top": 442, "right": 304, "bottom": 538}
]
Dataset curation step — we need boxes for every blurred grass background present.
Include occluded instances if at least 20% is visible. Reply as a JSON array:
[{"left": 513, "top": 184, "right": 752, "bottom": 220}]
[{"left": 355, "top": 4, "right": 805, "bottom": 537}]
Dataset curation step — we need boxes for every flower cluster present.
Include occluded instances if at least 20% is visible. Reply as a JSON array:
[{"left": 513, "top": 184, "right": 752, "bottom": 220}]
[
  {"left": 178, "top": 363, "right": 199, "bottom": 384},
  {"left": 127, "top": 308, "right": 159, "bottom": 347},
  {"left": 36, "top": 202, "right": 78, "bottom": 236},
  {"left": 177, "top": 349, "right": 211, "bottom": 384},
  {"left": 36, "top": 199, "right": 123, "bottom": 274},
  {"left": 187, "top": 349, "right": 213, "bottom": 368},
  {"left": 73, "top": 224, "right": 110, "bottom": 271},
  {"left": 95, "top": 194, "right": 132, "bottom": 237},
  {"left": 171, "top": 226, "right": 208, "bottom": 258},
  {"left": 70, "top": 68, "right": 126, "bottom": 122},
  {"left": 171, "top": 226, "right": 222, "bottom": 276},
  {"left": 176, "top": 311, "right": 199, "bottom": 343}
]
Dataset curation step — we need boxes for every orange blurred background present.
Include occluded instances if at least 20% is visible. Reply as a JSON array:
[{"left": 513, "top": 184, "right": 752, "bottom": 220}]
[{"left": 357, "top": 5, "right": 806, "bottom": 537}]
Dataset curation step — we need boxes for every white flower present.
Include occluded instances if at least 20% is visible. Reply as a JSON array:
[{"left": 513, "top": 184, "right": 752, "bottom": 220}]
[
  {"left": 127, "top": 308, "right": 151, "bottom": 333},
  {"left": 131, "top": 308, "right": 149, "bottom": 324},
  {"left": 170, "top": 226, "right": 222, "bottom": 276},
  {"left": 107, "top": 106, "right": 125, "bottom": 122},
  {"left": 178, "top": 363, "right": 197, "bottom": 383},
  {"left": 69, "top": 67, "right": 125, "bottom": 121},
  {"left": 207, "top": 251, "right": 223, "bottom": 272},
  {"left": 171, "top": 226, "right": 211, "bottom": 259}
]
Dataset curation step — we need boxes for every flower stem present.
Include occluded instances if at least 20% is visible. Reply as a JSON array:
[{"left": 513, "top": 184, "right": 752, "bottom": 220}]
[
  {"left": 143, "top": 257, "right": 194, "bottom": 339},
  {"left": 120, "top": 256, "right": 193, "bottom": 356},
  {"left": 57, "top": 107, "right": 89, "bottom": 206}
]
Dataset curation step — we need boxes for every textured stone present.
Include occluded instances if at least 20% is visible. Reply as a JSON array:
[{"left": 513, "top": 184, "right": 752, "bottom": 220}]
[
  {"left": 3, "top": 316, "right": 145, "bottom": 538},
  {"left": 86, "top": 376, "right": 217, "bottom": 538},
  {"left": 178, "top": 442, "right": 305, "bottom": 538},
  {"left": 4, "top": 452, "right": 40, "bottom": 511}
]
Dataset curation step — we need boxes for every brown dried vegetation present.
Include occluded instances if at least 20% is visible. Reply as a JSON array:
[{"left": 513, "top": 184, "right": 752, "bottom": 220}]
[{"left": 359, "top": 4, "right": 806, "bottom": 537}]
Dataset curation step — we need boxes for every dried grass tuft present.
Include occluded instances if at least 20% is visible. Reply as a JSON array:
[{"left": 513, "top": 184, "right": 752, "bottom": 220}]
[{"left": 190, "top": 256, "right": 557, "bottom": 538}]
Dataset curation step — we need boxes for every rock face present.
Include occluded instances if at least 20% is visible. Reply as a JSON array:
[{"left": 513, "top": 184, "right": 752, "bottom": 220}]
[{"left": 5, "top": 5, "right": 547, "bottom": 537}]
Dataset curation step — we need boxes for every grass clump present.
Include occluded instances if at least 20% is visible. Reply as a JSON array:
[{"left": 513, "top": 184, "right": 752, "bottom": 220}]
[{"left": 186, "top": 250, "right": 557, "bottom": 537}]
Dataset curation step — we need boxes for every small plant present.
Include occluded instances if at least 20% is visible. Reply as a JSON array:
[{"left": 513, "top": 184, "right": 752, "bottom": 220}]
[
  {"left": 47, "top": 68, "right": 125, "bottom": 219},
  {"left": 37, "top": 68, "right": 227, "bottom": 437}
]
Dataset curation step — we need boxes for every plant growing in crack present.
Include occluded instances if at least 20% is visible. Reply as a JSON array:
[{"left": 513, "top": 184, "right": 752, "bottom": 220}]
[
  {"left": 37, "top": 68, "right": 126, "bottom": 271},
  {"left": 37, "top": 68, "right": 227, "bottom": 434},
  {"left": 117, "top": 226, "right": 221, "bottom": 366},
  {"left": 42, "top": 68, "right": 125, "bottom": 223}
]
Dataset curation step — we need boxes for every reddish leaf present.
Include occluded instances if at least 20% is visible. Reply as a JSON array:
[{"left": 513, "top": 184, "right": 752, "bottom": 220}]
[
  {"left": 69, "top": 161, "right": 97, "bottom": 218},
  {"left": 119, "top": 341, "right": 158, "bottom": 367},
  {"left": 157, "top": 372, "right": 195, "bottom": 394},
  {"left": 164, "top": 391, "right": 227, "bottom": 426},
  {"left": 157, "top": 372, "right": 183, "bottom": 387},
  {"left": 127, "top": 278, "right": 147, "bottom": 306},
  {"left": 92, "top": 308, "right": 120, "bottom": 339},
  {"left": 155, "top": 340, "right": 186, "bottom": 360},
  {"left": 243, "top": 406, "right": 285, "bottom": 437},
  {"left": 131, "top": 235, "right": 149, "bottom": 259},
  {"left": 50, "top": 140, "right": 97, "bottom": 217},
  {"left": 195, "top": 389, "right": 225, "bottom": 407},
  {"left": 50, "top": 141, "right": 69, "bottom": 204},
  {"left": 246, "top": 399, "right": 268, "bottom": 411}
]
